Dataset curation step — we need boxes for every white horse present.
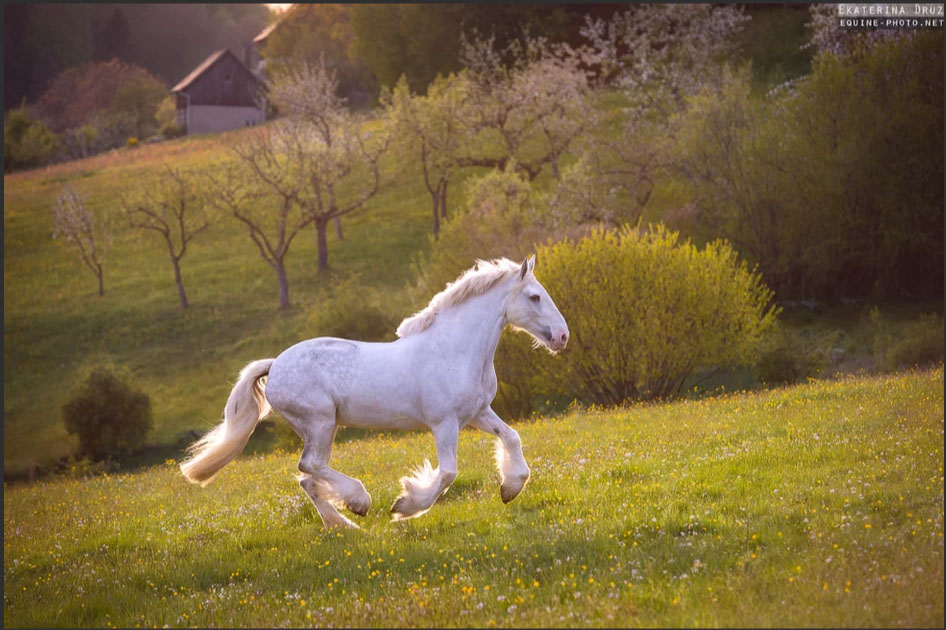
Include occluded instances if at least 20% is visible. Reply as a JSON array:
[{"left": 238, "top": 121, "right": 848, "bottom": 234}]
[{"left": 180, "top": 256, "right": 568, "bottom": 528}]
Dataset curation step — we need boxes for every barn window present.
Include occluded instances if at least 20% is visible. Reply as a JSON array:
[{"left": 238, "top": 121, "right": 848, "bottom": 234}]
[{"left": 224, "top": 72, "right": 232, "bottom": 83}]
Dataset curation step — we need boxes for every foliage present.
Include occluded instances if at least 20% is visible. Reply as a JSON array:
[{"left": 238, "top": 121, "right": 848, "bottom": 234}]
[
  {"left": 411, "top": 164, "right": 567, "bottom": 302},
  {"left": 388, "top": 34, "right": 596, "bottom": 237},
  {"left": 351, "top": 4, "right": 584, "bottom": 93},
  {"left": 753, "top": 325, "right": 833, "bottom": 386},
  {"left": 388, "top": 73, "right": 478, "bottom": 236},
  {"left": 673, "top": 31, "right": 943, "bottom": 301},
  {"left": 61, "top": 362, "right": 152, "bottom": 461},
  {"left": 5, "top": 369, "right": 943, "bottom": 627},
  {"left": 581, "top": 4, "right": 749, "bottom": 114},
  {"left": 524, "top": 226, "right": 778, "bottom": 405},
  {"left": 108, "top": 75, "right": 168, "bottom": 139},
  {"left": 3, "top": 106, "right": 60, "bottom": 171},
  {"left": 459, "top": 34, "right": 596, "bottom": 182},
  {"left": 70, "top": 124, "right": 100, "bottom": 159},
  {"left": 35, "top": 59, "right": 166, "bottom": 135},
  {"left": 4, "top": 4, "right": 269, "bottom": 111},
  {"left": 872, "top": 309, "right": 945, "bottom": 372},
  {"left": 155, "top": 96, "right": 185, "bottom": 139},
  {"left": 307, "top": 273, "right": 401, "bottom": 343},
  {"left": 805, "top": 3, "right": 909, "bottom": 57},
  {"left": 263, "top": 4, "right": 377, "bottom": 108}
]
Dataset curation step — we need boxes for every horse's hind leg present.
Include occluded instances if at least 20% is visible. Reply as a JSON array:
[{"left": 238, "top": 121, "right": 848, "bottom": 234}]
[
  {"left": 283, "top": 409, "right": 371, "bottom": 528},
  {"left": 391, "top": 420, "right": 458, "bottom": 520}
]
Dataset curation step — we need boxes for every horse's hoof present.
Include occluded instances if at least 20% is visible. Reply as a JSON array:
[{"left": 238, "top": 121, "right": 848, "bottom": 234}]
[
  {"left": 500, "top": 477, "right": 528, "bottom": 503},
  {"left": 390, "top": 496, "right": 410, "bottom": 518}
]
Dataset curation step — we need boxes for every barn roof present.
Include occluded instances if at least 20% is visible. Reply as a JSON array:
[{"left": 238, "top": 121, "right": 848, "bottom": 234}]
[
  {"left": 172, "top": 49, "right": 259, "bottom": 93},
  {"left": 253, "top": 22, "right": 279, "bottom": 44}
]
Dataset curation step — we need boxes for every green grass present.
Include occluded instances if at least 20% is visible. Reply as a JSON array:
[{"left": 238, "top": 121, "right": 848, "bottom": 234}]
[
  {"left": 4, "top": 368, "right": 943, "bottom": 627},
  {"left": 3, "top": 128, "right": 491, "bottom": 475}
]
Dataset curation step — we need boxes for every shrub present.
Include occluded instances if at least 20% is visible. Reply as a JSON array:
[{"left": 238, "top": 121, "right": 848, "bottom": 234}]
[
  {"left": 126, "top": 136, "right": 139, "bottom": 148},
  {"left": 509, "top": 225, "right": 778, "bottom": 406},
  {"left": 3, "top": 106, "right": 60, "bottom": 171},
  {"left": 308, "top": 273, "right": 402, "bottom": 342},
  {"left": 874, "top": 312, "right": 944, "bottom": 371},
  {"left": 413, "top": 164, "right": 591, "bottom": 304},
  {"left": 753, "top": 325, "right": 832, "bottom": 386},
  {"left": 61, "top": 364, "right": 152, "bottom": 461}
]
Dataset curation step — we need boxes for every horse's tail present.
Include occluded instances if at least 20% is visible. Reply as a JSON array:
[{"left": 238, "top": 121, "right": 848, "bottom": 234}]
[{"left": 180, "top": 358, "right": 275, "bottom": 486}]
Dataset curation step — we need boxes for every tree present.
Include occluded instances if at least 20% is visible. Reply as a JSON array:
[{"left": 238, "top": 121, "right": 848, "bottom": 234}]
[
  {"left": 207, "top": 126, "right": 313, "bottom": 310},
  {"left": 52, "top": 185, "right": 109, "bottom": 297},
  {"left": 3, "top": 105, "right": 60, "bottom": 172},
  {"left": 262, "top": 4, "right": 377, "bottom": 107},
  {"left": 108, "top": 75, "right": 168, "bottom": 139},
  {"left": 389, "top": 73, "right": 477, "bottom": 238},
  {"left": 121, "top": 165, "right": 212, "bottom": 307},
  {"left": 580, "top": 4, "right": 749, "bottom": 115},
  {"left": 390, "top": 35, "right": 595, "bottom": 237},
  {"left": 269, "top": 61, "right": 392, "bottom": 270},
  {"left": 34, "top": 59, "right": 167, "bottom": 147},
  {"left": 93, "top": 7, "right": 130, "bottom": 62},
  {"left": 351, "top": 4, "right": 584, "bottom": 93},
  {"left": 672, "top": 31, "right": 943, "bottom": 300},
  {"left": 459, "top": 34, "right": 596, "bottom": 182},
  {"left": 562, "top": 4, "right": 750, "bottom": 228}
]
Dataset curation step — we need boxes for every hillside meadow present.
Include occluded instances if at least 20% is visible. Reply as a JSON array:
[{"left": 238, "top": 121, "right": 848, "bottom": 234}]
[
  {"left": 3, "top": 367, "right": 944, "bottom": 627},
  {"left": 3, "top": 125, "right": 499, "bottom": 476}
]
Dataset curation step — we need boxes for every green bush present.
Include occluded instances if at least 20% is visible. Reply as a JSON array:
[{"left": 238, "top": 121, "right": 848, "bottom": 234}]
[
  {"left": 412, "top": 164, "right": 591, "bottom": 304},
  {"left": 155, "top": 96, "right": 186, "bottom": 138},
  {"left": 874, "top": 312, "right": 944, "bottom": 371},
  {"left": 3, "top": 106, "right": 60, "bottom": 171},
  {"left": 753, "top": 325, "right": 832, "bottom": 386},
  {"left": 503, "top": 225, "right": 778, "bottom": 407},
  {"left": 308, "top": 273, "right": 402, "bottom": 342},
  {"left": 61, "top": 365, "right": 152, "bottom": 461}
]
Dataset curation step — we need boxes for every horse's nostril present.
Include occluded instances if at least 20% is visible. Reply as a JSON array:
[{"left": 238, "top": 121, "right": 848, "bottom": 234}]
[{"left": 561, "top": 332, "right": 568, "bottom": 342}]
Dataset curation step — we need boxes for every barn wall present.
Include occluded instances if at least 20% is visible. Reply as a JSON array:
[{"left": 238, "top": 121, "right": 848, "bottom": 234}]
[
  {"left": 186, "top": 105, "right": 264, "bottom": 135},
  {"left": 185, "top": 53, "right": 261, "bottom": 107}
]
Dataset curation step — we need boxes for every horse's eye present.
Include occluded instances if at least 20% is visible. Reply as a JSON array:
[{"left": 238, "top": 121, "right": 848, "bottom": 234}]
[{"left": 529, "top": 294, "right": 540, "bottom": 303}]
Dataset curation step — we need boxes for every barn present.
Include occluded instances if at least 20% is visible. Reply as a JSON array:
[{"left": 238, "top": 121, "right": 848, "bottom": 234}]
[{"left": 171, "top": 48, "right": 265, "bottom": 135}]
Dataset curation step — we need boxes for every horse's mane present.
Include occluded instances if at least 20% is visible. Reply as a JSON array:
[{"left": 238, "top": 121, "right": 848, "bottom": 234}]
[{"left": 396, "top": 258, "right": 521, "bottom": 338}]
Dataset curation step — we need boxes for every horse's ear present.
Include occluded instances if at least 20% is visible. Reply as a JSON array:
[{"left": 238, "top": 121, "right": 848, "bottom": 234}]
[
  {"left": 528, "top": 254, "right": 536, "bottom": 273},
  {"left": 519, "top": 257, "right": 529, "bottom": 280}
]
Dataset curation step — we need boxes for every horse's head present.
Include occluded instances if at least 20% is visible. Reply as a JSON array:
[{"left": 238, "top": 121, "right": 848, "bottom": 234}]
[{"left": 505, "top": 255, "right": 569, "bottom": 353}]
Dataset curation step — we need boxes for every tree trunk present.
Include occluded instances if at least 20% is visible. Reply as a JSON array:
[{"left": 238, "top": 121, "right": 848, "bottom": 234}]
[
  {"left": 172, "top": 257, "right": 189, "bottom": 308},
  {"left": 96, "top": 265, "right": 104, "bottom": 297},
  {"left": 276, "top": 263, "right": 290, "bottom": 309},
  {"left": 431, "top": 190, "right": 441, "bottom": 239},
  {"left": 315, "top": 219, "right": 329, "bottom": 271},
  {"left": 334, "top": 216, "right": 344, "bottom": 240},
  {"left": 439, "top": 180, "right": 449, "bottom": 220}
]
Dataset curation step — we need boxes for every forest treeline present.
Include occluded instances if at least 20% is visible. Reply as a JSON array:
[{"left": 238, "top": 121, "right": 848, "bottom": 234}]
[{"left": 3, "top": 3, "right": 270, "bottom": 110}]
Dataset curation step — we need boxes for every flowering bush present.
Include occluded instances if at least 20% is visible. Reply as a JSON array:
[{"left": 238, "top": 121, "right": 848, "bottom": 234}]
[{"left": 501, "top": 226, "right": 778, "bottom": 408}]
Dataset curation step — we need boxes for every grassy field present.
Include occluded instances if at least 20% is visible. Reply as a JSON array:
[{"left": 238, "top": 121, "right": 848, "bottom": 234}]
[
  {"left": 4, "top": 368, "right": 943, "bottom": 627},
  {"left": 3, "top": 126, "right": 501, "bottom": 475}
]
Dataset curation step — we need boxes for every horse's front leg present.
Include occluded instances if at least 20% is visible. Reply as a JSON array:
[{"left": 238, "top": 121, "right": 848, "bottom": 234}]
[
  {"left": 470, "top": 407, "right": 530, "bottom": 503},
  {"left": 391, "top": 420, "right": 458, "bottom": 520}
]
